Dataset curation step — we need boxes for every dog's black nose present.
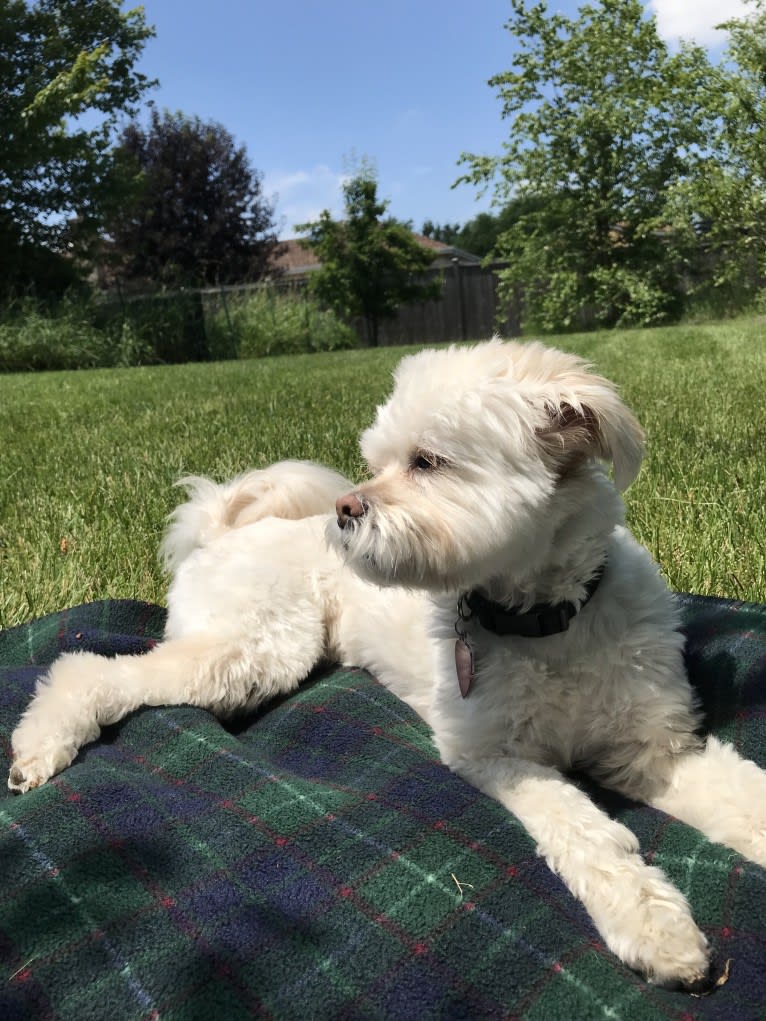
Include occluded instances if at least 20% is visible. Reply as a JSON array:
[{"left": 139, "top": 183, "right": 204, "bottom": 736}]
[{"left": 336, "top": 492, "right": 366, "bottom": 529}]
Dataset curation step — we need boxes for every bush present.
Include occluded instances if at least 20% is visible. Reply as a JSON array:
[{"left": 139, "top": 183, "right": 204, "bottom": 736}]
[
  {"left": 0, "top": 294, "right": 164, "bottom": 372},
  {"left": 0, "top": 297, "right": 113, "bottom": 372},
  {"left": 588, "top": 266, "right": 680, "bottom": 329},
  {"left": 206, "top": 287, "right": 358, "bottom": 358},
  {"left": 0, "top": 286, "right": 358, "bottom": 373},
  {"left": 97, "top": 292, "right": 208, "bottom": 364}
]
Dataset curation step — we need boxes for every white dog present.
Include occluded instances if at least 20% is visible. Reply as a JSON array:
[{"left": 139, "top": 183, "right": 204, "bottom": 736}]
[{"left": 9, "top": 339, "right": 766, "bottom": 989}]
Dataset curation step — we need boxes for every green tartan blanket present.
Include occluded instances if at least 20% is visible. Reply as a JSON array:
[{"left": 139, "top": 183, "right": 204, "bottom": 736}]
[{"left": 0, "top": 594, "right": 765, "bottom": 1020}]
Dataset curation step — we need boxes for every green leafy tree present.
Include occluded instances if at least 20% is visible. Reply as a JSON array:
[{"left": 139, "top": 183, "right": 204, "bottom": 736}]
[
  {"left": 661, "top": 2, "right": 766, "bottom": 311},
  {"left": 458, "top": 0, "right": 717, "bottom": 331},
  {"left": 424, "top": 199, "right": 552, "bottom": 259},
  {"left": 451, "top": 213, "right": 499, "bottom": 257},
  {"left": 299, "top": 173, "right": 441, "bottom": 346},
  {"left": 105, "top": 110, "right": 280, "bottom": 288},
  {"left": 421, "top": 219, "right": 462, "bottom": 245},
  {"left": 0, "top": 0, "right": 155, "bottom": 294}
]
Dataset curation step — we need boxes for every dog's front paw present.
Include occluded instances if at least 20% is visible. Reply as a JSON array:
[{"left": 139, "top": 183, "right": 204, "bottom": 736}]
[
  {"left": 7, "top": 757, "right": 52, "bottom": 795},
  {"left": 598, "top": 869, "right": 710, "bottom": 989},
  {"left": 641, "top": 908, "right": 711, "bottom": 990},
  {"left": 9, "top": 730, "right": 83, "bottom": 795}
]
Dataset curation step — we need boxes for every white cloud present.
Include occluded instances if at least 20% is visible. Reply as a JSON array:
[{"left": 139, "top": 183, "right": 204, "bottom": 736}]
[
  {"left": 264, "top": 164, "right": 348, "bottom": 239},
  {"left": 647, "top": 0, "right": 750, "bottom": 46}
]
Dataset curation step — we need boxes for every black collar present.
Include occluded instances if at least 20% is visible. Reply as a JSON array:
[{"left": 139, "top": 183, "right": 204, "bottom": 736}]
[{"left": 461, "top": 561, "right": 606, "bottom": 639}]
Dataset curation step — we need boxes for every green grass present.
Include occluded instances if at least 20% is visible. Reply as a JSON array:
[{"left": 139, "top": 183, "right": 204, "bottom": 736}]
[{"left": 1, "top": 318, "right": 764, "bottom": 629}]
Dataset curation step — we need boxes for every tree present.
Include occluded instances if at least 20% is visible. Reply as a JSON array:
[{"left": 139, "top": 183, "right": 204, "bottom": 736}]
[
  {"left": 450, "top": 213, "right": 499, "bottom": 257},
  {"left": 423, "top": 198, "right": 554, "bottom": 259},
  {"left": 661, "top": 2, "right": 766, "bottom": 311},
  {"left": 458, "top": 0, "right": 718, "bottom": 330},
  {"left": 0, "top": 0, "right": 155, "bottom": 294},
  {"left": 105, "top": 110, "right": 280, "bottom": 288},
  {"left": 298, "top": 172, "right": 441, "bottom": 346},
  {"left": 421, "top": 219, "right": 462, "bottom": 245}
]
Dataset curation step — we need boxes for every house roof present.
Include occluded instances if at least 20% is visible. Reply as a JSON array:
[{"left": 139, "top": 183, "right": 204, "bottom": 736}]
[
  {"left": 269, "top": 239, "right": 321, "bottom": 276},
  {"left": 268, "top": 233, "right": 481, "bottom": 277},
  {"left": 415, "top": 235, "right": 480, "bottom": 261}
]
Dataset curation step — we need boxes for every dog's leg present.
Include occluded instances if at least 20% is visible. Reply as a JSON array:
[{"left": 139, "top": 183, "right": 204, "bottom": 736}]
[
  {"left": 451, "top": 754, "right": 711, "bottom": 988},
  {"left": 8, "top": 624, "right": 323, "bottom": 794},
  {"left": 642, "top": 737, "right": 766, "bottom": 868}
]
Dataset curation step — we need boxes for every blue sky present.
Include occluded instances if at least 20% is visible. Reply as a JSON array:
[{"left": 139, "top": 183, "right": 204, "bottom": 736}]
[{"left": 132, "top": 0, "right": 748, "bottom": 239}]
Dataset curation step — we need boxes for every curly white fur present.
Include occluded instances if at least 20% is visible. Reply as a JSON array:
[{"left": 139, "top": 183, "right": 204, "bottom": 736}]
[{"left": 10, "top": 339, "right": 766, "bottom": 990}]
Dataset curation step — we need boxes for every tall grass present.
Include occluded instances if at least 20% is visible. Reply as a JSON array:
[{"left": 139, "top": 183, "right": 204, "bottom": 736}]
[
  {"left": 0, "top": 296, "right": 127, "bottom": 371},
  {"left": 0, "top": 317, "right": 764, "bottom": 628},
  {"left": 205, "top": 287, "right": 358, "bottom": 358},
  {"left": 0, "top": 287, "right": 358, "bottom": 372}
]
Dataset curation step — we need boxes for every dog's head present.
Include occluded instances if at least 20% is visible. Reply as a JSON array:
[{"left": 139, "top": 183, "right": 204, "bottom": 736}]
[{"left": 331, "top": 339, "right": 644, "bottom": 591}]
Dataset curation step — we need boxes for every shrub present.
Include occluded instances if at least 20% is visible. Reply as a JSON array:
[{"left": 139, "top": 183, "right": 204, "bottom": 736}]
[
  {"left": 588, "top": 266, "right": 680, "bottom": 328},
  {"left": 206, "top": 287, "right": 358, "bottom": 358},
  {"left": 0, "top": 287, "right": 358, "bottom": 372},
  {"left": 0, "top": 297, "right": 113, "bottom": 372},
  {"left": 98, "top": 292, "right": 208, "bottom": 364}
]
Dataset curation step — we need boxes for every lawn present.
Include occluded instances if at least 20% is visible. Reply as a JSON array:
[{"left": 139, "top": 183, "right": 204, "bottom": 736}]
[{"left": 1, "top": 317, "right": 764, "bottom": 629}]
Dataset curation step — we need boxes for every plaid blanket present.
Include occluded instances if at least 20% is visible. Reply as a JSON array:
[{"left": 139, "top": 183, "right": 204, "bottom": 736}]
[{"left": 0, "top": 595, "right": 765, "bottom": 1021}]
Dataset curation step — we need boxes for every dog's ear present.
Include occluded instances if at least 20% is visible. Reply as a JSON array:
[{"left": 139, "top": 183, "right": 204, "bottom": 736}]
[{"left": 536, "top": 384, "right": 645, "bottom": 492}]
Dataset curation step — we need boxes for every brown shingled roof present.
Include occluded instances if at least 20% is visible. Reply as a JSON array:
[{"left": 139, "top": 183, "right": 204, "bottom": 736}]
[
  {"left": 268, "top": 239, "right": 321, "bottom": 275},
  {"left": 269, "top": 232, "right": 468, "bottom": 277},
  {"left": 412, "top": 234, "right": 452, "bottom": 251}
]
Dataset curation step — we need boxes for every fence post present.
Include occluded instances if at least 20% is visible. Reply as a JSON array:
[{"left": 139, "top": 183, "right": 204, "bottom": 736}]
[
  {"left": 220, "top": 285, "right": 236, "bottom": 356},
  {"left": 452, "top": 258, "right": 467, "bottom": 341}
]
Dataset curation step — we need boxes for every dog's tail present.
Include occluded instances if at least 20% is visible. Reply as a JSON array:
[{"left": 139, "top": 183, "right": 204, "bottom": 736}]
[{"left": 160, "top": 460, "right": 353, "bottom": 575}]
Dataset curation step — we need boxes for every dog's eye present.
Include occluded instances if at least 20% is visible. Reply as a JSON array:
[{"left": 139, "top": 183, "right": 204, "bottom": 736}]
[{"left": 410, "top": 451, "right": 446, "bottom": 472}]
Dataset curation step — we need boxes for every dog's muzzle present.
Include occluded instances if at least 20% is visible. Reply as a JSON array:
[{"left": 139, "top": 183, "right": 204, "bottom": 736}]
[{"left": 336, "top": 492, "right": 367, "bottom": 530}]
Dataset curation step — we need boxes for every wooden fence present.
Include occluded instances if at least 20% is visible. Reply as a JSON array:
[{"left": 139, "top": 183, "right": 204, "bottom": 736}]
[
  {"left": 355, "top": 261, "right": 520, "bottom": 346},
  {"left": 97, "top": 261, "right": 520, "bottom": 359}
]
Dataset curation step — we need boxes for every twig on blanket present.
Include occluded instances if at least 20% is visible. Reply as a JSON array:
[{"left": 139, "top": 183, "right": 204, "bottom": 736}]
[
  {"left": 451, "top": 873, "right": 474, "bottom": 898},
  {"left": 8, "top": 957, "right": 36, "bottom": 982},
  {"left": 691, "top": 958, "right": 732, "bottom": 997}
]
